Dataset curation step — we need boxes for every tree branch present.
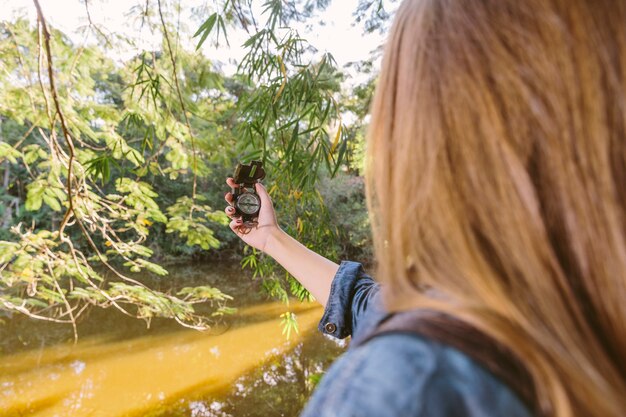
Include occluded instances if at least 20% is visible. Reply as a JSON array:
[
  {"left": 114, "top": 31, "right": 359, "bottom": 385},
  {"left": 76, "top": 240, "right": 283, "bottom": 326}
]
[
  {"left": 82, "top": 0, "right": 112, "bottom": 46},
  {"left": 33, "top": 0, "right": 77, "bottom": 235},
  {"left": 156, "top": 0, "right": 198, "bottom": 200}
]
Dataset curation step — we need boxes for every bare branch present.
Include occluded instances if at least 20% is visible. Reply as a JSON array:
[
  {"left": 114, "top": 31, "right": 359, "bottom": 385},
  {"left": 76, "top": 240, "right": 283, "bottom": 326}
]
[
  {"left": 50, "top": 265, "right": 79, "bottom": 342},
  {"left": 82, "top": 0, "right": 113, "bottom": 46},
  {"left": 33, "top": 0, "right": 78, "bottom": 235}
]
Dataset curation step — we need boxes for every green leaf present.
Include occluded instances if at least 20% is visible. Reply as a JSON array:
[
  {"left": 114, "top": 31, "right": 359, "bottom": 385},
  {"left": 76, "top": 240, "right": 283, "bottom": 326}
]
[
  {"left": 212, "top": 306, "right": 237, "bottom": 316},
  {"left": 42, "top": 193, "right": 61, "bottom": 211},
  {"left": 217, "top": 15, "right": 229, "bottom": 46},
  {"left": 136, "top": 259, "right": 169, "bottom": 276},
  {"left": 280, "top": 311, "right": 299, "bottom": 340},
  {"left": 178, "top": 286, "right": 233, "bottom": 301},
  {"left": 0, "top": 241, "right": 19, "bottom": 264},
  {"left": 194, "top": 13, "right": 218, "bottom": 50},
  {"left": 0, "top": 143, "right": 21, "bottom": 164},
  {"left": 22, "top": 144, "right": 47, "bottom": 164},
  {"left": 25, "top": 181, "right": 45, "bottom": 211}
]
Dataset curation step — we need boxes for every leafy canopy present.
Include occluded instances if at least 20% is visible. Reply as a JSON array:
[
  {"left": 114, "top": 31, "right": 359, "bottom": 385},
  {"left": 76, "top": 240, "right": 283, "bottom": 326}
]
[{"left": 0, "top": 0, "right": 393, "bottom": 337}]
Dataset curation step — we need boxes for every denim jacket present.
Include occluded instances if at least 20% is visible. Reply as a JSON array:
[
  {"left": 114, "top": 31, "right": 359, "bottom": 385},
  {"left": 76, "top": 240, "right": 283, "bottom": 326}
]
[{"left": 300, "top": 261, "right": 533, "bottom": 417}]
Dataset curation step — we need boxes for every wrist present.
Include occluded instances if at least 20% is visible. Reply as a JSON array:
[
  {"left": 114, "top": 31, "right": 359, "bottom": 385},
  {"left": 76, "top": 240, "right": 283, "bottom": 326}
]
[{"left": 264, "top": 226, "right": 288, "bottom": 258}]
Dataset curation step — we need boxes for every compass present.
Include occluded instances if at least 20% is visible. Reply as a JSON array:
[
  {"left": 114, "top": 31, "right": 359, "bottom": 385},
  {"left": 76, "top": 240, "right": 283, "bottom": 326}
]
[
  {"left": 235, "top": 191, "right": 261, "bottom": 215},
  {"left": 231, "top": 160, "right": 266, "bottom": 226}
]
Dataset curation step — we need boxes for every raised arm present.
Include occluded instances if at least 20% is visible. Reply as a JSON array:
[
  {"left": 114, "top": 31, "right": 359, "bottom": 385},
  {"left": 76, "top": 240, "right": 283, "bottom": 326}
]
[{"left": 224, "top": 178, "right": 338, "bottom": 307}]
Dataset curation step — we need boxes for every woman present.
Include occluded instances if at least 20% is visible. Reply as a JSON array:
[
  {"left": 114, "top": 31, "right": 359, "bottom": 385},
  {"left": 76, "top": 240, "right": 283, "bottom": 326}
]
[{"left": 225, "top": 0, "right": 626, "bottom": 416}]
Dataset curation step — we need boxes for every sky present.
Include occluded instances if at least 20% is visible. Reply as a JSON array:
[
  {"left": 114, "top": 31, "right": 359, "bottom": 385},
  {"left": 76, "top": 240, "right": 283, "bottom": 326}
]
[{"left": 0, "top": 0, "right": 388, "bottom": 78}]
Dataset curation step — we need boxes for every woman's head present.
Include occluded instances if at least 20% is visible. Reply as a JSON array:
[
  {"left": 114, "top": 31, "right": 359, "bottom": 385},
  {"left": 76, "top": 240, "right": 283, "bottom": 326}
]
[{"left": 366, "top": 0, "right": 626, "bottom": 416}]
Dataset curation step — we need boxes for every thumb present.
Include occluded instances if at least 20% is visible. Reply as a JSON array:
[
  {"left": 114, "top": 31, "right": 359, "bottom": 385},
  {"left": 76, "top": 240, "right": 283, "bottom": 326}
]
[{"left": 255, "top": 182, "right": 273, "bottom": 208}]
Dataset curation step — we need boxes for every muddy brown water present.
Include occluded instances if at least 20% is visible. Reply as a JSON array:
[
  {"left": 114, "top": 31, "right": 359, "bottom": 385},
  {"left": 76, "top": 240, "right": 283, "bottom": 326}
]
[{"left": 0, "top": 262, "right": 345, "bottom": 417}]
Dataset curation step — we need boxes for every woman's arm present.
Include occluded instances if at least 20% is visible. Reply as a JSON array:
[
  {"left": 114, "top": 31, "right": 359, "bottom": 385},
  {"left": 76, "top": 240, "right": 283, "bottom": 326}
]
[
  {"left": 225, "top": 178, "right": 338, "bottom": 307},
  {"left": 263, "top": 228, "right": 339, "bottom": 307}
]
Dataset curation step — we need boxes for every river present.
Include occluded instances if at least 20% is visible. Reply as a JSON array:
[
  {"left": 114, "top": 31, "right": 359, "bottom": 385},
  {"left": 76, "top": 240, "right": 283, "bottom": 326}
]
[{"left": 0, "top": 262, "right": 346, "bottom": 417}]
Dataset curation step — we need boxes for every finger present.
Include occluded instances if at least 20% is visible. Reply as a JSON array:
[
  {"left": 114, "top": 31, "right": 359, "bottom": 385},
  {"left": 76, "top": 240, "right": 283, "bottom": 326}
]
[
  {"left": 226, "top": 177, "right": 240, "bottom": 189},
  {"left": 224, "top": 206, "right": 237, "bottom": 217},
  {"left": 254, "top": 182, "right": 273, "bottom": 208},
  {"left": 224, "top": 192, "right": 234, "bottom": 204},
  {"left": 230, "top": 219, "right": 252, "bottom": 236},
  {"left": 229, "top": 218, "right": 244, "bottom": 235}
]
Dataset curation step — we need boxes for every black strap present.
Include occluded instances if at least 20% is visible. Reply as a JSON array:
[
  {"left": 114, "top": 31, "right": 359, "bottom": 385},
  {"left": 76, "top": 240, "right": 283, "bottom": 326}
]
[{"left": 352, "top": 310, "right": 538, "bottom": 415}]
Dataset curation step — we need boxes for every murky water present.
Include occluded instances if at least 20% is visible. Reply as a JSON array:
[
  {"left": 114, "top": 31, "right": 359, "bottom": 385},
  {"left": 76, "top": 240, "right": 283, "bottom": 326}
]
[{"left": 0, "top": 262, "right": 345, "bottom": 417}]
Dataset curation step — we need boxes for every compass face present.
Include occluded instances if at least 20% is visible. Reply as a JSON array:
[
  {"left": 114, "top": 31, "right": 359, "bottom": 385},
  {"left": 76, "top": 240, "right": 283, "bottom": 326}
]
[{"left": 236, "top": 192, "right": 261, "bottom": 215}]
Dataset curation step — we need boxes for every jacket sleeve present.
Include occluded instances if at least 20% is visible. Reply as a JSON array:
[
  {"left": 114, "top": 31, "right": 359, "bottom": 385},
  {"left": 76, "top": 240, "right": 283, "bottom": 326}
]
[{"left": 317, "top": 261, "right": 383, "bottom": 340}]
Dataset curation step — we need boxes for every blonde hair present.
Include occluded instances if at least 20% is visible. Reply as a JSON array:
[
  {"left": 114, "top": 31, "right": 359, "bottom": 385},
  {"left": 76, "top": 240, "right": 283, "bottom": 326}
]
[{"left": 365, "top": 0, "right": 626, "bottom": 416}]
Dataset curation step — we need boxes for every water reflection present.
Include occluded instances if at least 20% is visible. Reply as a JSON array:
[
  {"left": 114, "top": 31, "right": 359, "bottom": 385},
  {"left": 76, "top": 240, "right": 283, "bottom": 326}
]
[
  {"left": 0, "top": 300, "right": 343, "bottom": 417},
  {"left": 0, "top": 303, "right": 342, "bottom": 416}
]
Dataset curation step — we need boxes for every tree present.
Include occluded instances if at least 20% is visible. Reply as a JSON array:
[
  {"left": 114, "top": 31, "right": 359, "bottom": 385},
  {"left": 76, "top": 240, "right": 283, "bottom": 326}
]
[{"left": 0, "top": 0, "right": 395, "bottom": 337}]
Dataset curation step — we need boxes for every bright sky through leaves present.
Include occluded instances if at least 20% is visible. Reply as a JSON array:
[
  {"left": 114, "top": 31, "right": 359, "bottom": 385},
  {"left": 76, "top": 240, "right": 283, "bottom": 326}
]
[{"left": 0, "top": 0, "right": 385, "bottom": 76}]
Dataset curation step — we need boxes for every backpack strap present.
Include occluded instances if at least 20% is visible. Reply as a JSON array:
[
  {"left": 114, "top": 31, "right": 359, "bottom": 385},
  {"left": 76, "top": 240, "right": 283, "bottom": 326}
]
[{"left": 352, "top": 310, "right": 538, "bottom": 414}]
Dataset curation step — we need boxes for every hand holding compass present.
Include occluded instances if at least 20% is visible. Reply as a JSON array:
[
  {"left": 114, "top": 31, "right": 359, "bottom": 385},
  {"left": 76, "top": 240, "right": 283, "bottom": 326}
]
[
  {"left": 230, "top": 160, "right": 265, "bottom": 227},
  {"left": 224, "top": 161, "right": 280, "bottom": 252}
]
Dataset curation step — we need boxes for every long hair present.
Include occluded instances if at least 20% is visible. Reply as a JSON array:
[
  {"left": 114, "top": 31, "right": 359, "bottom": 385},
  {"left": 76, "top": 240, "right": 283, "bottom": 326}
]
[{"left": 365, "top": 1, "right": 626, "bottom": 416}]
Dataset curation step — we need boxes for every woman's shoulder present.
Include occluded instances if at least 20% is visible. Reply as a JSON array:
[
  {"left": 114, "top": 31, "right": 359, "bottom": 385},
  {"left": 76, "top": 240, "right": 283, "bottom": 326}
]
[{"left": 300, "top": 332, "right": 533, "bottom": 417}]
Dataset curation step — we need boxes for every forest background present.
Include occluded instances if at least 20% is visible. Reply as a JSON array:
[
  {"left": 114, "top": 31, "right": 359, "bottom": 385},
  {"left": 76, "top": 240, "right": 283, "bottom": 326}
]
[{"left": 0, "top": 0, "right": 397, "bottom": 339}]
